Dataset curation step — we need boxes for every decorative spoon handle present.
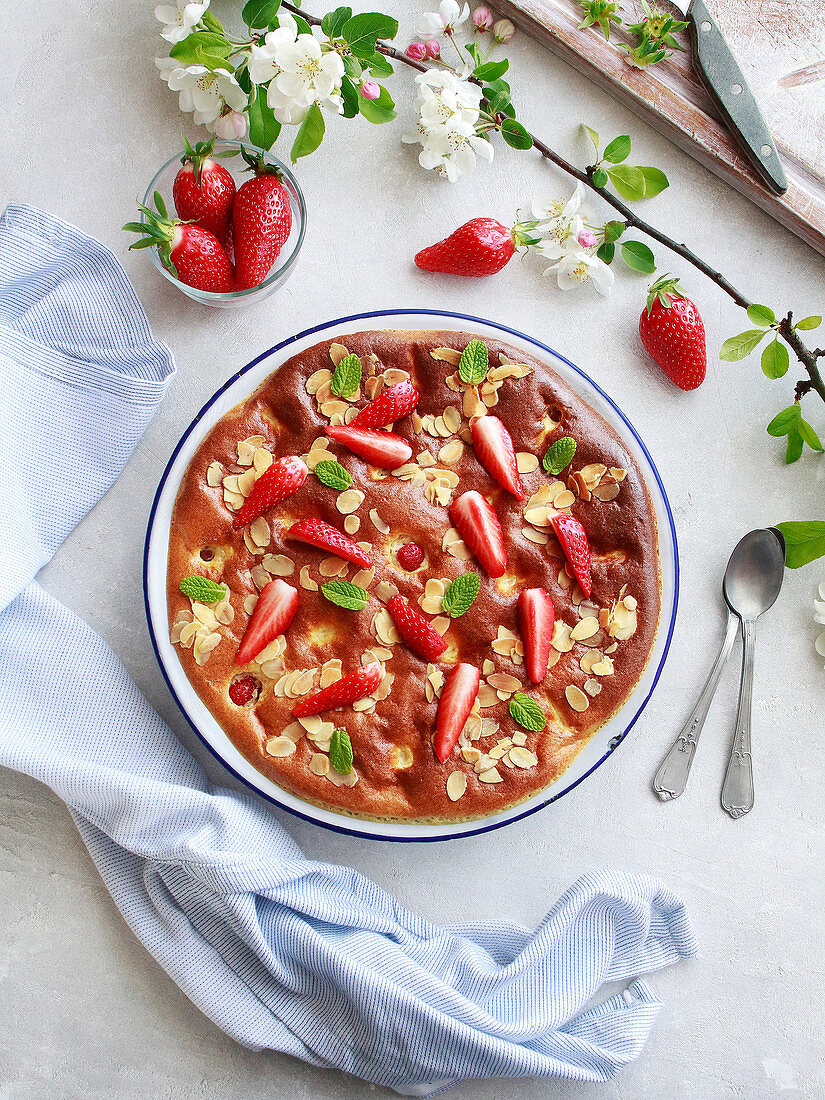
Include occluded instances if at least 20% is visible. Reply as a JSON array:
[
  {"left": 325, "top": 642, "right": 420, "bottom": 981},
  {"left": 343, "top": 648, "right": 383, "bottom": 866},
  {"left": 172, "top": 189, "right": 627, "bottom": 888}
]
[
  {"left": 721, "top": 616, "right": 756, "bottom": 819},
  {"left": 653, "top": 611, "right": 739, "bottom": 801}
]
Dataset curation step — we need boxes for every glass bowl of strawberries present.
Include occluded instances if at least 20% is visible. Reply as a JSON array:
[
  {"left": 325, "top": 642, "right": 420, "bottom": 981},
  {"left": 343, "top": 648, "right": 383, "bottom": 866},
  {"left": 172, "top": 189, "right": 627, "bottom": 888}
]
[{"left": 127, "top": 139, "right": 306, "bottom": 308}]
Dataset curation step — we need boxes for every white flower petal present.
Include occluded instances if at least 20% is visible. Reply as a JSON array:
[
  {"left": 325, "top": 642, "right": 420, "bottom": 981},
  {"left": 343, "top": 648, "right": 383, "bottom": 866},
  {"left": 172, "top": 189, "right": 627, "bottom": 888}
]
[{"left": 815, "top": 630, "right": 825, "bottom": 658}]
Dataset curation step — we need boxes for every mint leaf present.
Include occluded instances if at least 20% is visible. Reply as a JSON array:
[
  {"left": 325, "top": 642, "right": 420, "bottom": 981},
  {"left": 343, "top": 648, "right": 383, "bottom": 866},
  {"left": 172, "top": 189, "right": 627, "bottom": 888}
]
[
  {"left": 638, "top": 166, "right": 669, "bottom": 197},
  {"left": 442, "top": 573, "right": 481, "bottom": 618},
  {"left": 605, "top": 164, "right": 646, "bottom": 200},
  {"left": 761, "top": 338, "right": 790, "bottom": 379},
  {"left": 458, "top": 340, "right": 488, "bottom": 385},
  {"left": 321, "top": 580, "right": 369, "bottom": 611},
  {"left": 603, "top": 134, "right": 631, "bottom": 164},
  {"left": 358, "top": 84, "right": 396, "bottom": 124},
  {"left": 331, "top": 353, "right": 362, "bottom": 397},
  {"left": 242, "top": 0, "right": 282, "bottom": 28},
  {"left": 620, "top": 240, "right": 656, "bottom": 274},
  {"left": 247, "top": 86, "right": 281, "bottom": 150},
  {"left": 747, "top": 303, "right": 776, "bottom": 326},
  {"left": 775, "top": 521, "right": 825, "bottom": 567},
  {"left": 766, "top": 405, "right": 801, "bottom": 437},
  {"left": 290, "top": 101, "right": 325, "bottom": 163},
  {"left": 321, "top": 5, "right": 352, "bottom": 37},
  {"left": 581, "top": 124, "right": 600, "bottom": 155},
  {"left": 341, "top": 12, "right": 398, "bottom": 58},
  {"left": 314, "top": 459, "right": 352, "bottom": 490},
  {"left": 796, "top": 315, "right": 822, "bottom": 331},
  {"left": 179, "top": 575, "right": 227, "bottom": 603},
  {"left": 501, "top": 118, "right": 532, "bottom": 150},
  {"left": 508, "top": 692, "right": 546, "bottom": 732},
  {"left": 719, "top": 329, "right": 767, "bottom": 361},
  {"left": 542, "top": 436, "right": 576, "bottom": 475},
  {"left": 329, "top": 728, "right": 353, "bottom": 774}
]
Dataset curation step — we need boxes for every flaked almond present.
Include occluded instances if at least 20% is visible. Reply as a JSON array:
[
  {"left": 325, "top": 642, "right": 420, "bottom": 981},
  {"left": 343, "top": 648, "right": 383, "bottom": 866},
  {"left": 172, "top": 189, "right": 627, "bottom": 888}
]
[
  {"left": 243, "top": 593, "right": 258, "bottom": 615},
  {"left": 265, "top": 736, "right": 297, "bottom": 758},
  {"left": 584, "top": 678, "right": 602, "bottom": 697},
  {"left": 565, "top": 685, "right": 590, "bottom": 712},
  {"left": 373, "top": 608, "right": 401, "bottom": 645},
  {"left": 328, "top": 342, "right": 348, "bottom": 366},
  {"left": 299, "top": 566, "right": 318, "bottom": 592},
  {"left": 309, "top": 753, "right": 329, "bottom": 776},
  {"left": 375, "top": 580, "right": 398, "bottom": 603},
  {"left": 336, "top": 488, "right": 364, "bottom": 514},
  {"left": 319, "top": 556, "right": 348, "bottom": 578},
  {"left": 249, "top": 516, "right": 270, "bottom": 548},
  {"left": 262, "top": 553, "right": 294, "bottom": 577},
  {"left": 516, "top": 452, "right": 539, "bottom": 473},
  {"left": 570, "top": 616, "right": 599, "bottom": 641},
  {"left": 554, "top": 489, "right": 575, "bottom": 510},
  {"left": 251, "top": 563, "right": 271, "bottom": 590},
  {"left": 591, "top": 656, "right": 615, "bottom": 676},
  {"left": 486, "top": 672, "right": 522, "bottom": 693},
  {"left": 522, "top": 526, "right": 549, "bottom": 546},
  {"left": 509, "top": 746, "right": 538, "bottom": 769},
  {"left": 478, "top": 767, "right": 503, "bottom": 784},
  {"left": 431, "top": 616, "right": 450, "bottom": 636},
  {"left": 344, "top": 514, "right": 361, "bottom": 535},
  {"left": 593, "top": 481, "right": 620, "bottom": 502},
  {"left": 478, "top": 683, "right": 499, "bottom": 708},
  {"left": 253, "top": 447, "right": 273, "bottom": 475},
  {"left": 369, "top": 508, "right": 390, "bottom": 534},
  {"left": 551, "top": 621, "right": 574, "bottom": 653},
  {"left": 438, "top": 439, "right": 464, "bottom": 465},
  {"left": 206, "top": 461, "right": 223, "bottom": 487},
  {"left": 306, "top": 368, "right": 332, "bottom": 394},
  {"left": 430, "top": 346, "right": 462, "bottom": 366},
  {"left": 351, "top": 567, "right": 375, "bottom": 588}
]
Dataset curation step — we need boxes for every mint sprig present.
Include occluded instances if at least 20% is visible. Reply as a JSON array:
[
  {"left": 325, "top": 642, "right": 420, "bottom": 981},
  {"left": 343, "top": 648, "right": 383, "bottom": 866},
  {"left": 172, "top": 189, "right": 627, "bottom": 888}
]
[
  {"left": 458, "top": 340, "right": 489, "bottom": 385},
  {"left": 315, "top": 459, "right": 352, "bottom": 490},
  {"left": 321, "top": 579, "right": 369, "bottom": 610},
  {"left": 442, "top": 573, "right": 481, "bottom": 618},
  {"left": 542, "top": 436, "right": 576, "bottom": 476},
  {"left": 331, "top": 353, "right": 362, "bottom": 397},
  {"left": 329, "top": 728, "right": 354, "bottom": 774},
  {"left": 508, "top": 693, "right": 546, "bottom": 732},
  {"left": 179, "top": 575, "right": 227, "bottom": 603}
]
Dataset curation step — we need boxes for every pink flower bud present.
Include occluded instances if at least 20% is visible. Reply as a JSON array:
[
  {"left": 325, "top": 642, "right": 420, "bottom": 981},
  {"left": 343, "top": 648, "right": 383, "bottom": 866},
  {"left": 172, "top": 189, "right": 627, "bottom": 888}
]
[
  {"left": 492, "top": 17, "right": 515, "bottom": 42},
  {"left": 577, "top": 229, "right": 598, "bottom": 249},
  {"left": 213, "top": 109, "right": 247, "bottom": 141},
  {"left": 473, "top": 6, "right": 493, "bottom": 30},
  {"left": 424, "top": 39, "right": 440, "bottom": 58},
  {"left": 360, "top": 79, "right": 380, "bottom": 100},
  {"left": 405, "top": 42, "right": 427, "bottom": 60}
]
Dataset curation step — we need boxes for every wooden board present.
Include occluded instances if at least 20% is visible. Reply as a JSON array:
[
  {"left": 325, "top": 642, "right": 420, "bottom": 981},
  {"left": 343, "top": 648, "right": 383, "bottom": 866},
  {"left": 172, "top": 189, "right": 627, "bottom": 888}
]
[{"left": 496, "top": 0, "right": 825, "bottom": 256}]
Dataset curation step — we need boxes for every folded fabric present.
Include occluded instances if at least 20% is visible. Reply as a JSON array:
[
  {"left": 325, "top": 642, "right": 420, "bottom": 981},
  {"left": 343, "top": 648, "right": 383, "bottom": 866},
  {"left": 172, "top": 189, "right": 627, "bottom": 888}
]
[{"left": 0, "top": 204, "right": 698, "bottom": 1095}]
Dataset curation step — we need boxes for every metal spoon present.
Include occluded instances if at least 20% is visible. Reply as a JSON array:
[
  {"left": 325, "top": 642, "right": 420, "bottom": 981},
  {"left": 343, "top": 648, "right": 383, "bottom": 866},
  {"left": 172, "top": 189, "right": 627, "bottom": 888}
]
[
  {"left": 652, "top": 529, "right": 783, "bottom": 802},
  {"left": 720, "top": 527, "right": 786, "bottom": 819}
]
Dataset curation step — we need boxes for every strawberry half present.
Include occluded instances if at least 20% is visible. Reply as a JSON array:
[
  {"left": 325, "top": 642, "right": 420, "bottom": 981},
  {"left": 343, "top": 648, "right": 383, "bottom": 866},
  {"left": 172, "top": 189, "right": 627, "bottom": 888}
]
[
  {"left": 471, "top": 416, "right": 524, "bottom": 499},
  {"left": 236, "top": 579, "right": 299, "bottom": 665},
  {"left": 325, "top": 424, "right": 412, "bottom": 469},
  {"left": 287, "top": 518, "right": 372, "bottom": 569},
  {"left": 292, "top": 662, "right": 383, "bottom": 718},
  {"left": 353, "top": 380, "right": 420, "bottom": 428},
  {"left": 232, "top": 455, "right": 308, "bottom": 529},
  {"left": 449, "top": 491, "right": 507, "bottom": 578},
  {"left": 415, "top": 218, "right": 515, "bottom": 277},
  {"left": 550, "top": 512, "right": 592, "bottom": 598},
  {"left": 638, "top": 275, "right": 706, "bottom": 391},
  {"left": 518, "top": 588, "right": 556, "bottom": 684},
  {"left": 387, "top": 595, "right": 448, "bottom": 662},
  {"left": 434, "top": 663, "right": 480, "bottom": 762}
]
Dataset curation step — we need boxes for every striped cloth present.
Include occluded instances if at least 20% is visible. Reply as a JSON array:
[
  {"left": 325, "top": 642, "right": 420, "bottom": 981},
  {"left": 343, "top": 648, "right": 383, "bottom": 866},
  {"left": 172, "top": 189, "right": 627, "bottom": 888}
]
[{"left": 0, "top": 204, "right": 697, "bottom": 1095}]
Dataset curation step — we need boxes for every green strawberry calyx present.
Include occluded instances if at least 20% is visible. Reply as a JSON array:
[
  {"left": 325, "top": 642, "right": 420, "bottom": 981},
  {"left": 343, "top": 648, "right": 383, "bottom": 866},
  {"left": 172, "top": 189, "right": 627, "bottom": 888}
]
[
  {"left": 122, "top": 191, "right": 188, "bottom": 278},
  {"left": 646, "top": 273, "right": 687, "bottom": 315},
  {"left": 239, "top": 145, "right": 285, "bottom": 179}
]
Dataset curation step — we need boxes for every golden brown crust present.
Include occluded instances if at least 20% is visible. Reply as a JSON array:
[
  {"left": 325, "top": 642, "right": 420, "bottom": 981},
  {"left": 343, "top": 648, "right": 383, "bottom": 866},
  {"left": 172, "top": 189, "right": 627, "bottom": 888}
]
[{"left": 166, "top": 329, "right": 661, "bottom": 822}]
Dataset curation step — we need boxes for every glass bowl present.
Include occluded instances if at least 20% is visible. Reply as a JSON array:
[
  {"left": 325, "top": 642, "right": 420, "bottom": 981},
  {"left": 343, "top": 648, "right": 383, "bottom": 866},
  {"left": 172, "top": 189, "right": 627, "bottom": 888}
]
[{"left": 140, "top": 141, "right": 306, "bottom": 309}]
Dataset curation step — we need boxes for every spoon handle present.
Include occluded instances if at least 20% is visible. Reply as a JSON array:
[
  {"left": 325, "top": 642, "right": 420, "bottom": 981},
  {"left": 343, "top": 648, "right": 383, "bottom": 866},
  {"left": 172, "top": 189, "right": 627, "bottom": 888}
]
[
  {"left": 653, "top": 610, "right": 739, "bottom": 801},
  {"left": 721, "top": 616, "right": 756, "bottom": 819}
]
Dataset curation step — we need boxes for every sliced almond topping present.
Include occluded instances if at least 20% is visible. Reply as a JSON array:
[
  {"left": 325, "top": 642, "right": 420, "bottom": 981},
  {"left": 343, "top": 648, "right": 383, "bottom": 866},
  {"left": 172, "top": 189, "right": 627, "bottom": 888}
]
[
  {"left": 236, "top": 439, "right": 256, "bottom": 466},
  {"left": 511, "top": 730, "right": 527, "bottom": 747},
  {"left": 443, "top": 769, "right": 467, "bottom": 801},
  {"left": 375, "top": 580, "right": 398, "bottom": 603},
  {"left": 610, "top": 467, "right": 628, "bottom": 482},
  {"left": 243, "top": 593, "right": 258, "bottom": 614},
  {"left": 487, "top": 672, "right": 522, "bottom": 693},
  {"left": 482, "top": 658, "right": 495, "bottom": 675},
  {"left": 254, "top": 635, "right": 286, "bottom": 664},
  {"left": 353, "top": 697, "right": 376, "bottom": 713},
  {"left": 342, "top": 514, "right": 361, "bottom": 536},
  {"left": 522, "top": 526, "right": 550, "bottom": 546},
  {"left": 299, "top": 566, "right": 318, "bottom": 592},
  {"left": 478, "top": 683, "right": 499, "bottom": 708},
  {"left": 463, "top": 386, "right": 485, "bottom": 419},
  {"left": 368, "top": 508, "right": 390, "bottom": 534},
  {"left": 329, "top": 342, "right": 348, "bottom": 366},
  {"left": 351, "top": 567, "right": 375, "bottom": 588},
  {"left": 551, "top": 621, "right": 574, "bottom": 653},
  {"left": 265, "top": 736, "right": 297, "bottom": 758},
  {"left": 251, "top": 564, "right": 271, "bottom": 590},
  {"left": 553, "top": 489, "right": 576, "bottom": 510},
  {"left": 249, "top": 516, "right": 271, "bottom": 548},
  {"left": 319, "top": 556, "right": 348, "bottom": 578},
  {"left": 383, "top": 367, "right": 410, "bottom": 386},
  {"left": 442, "top": 405, "right": 461, "bottom": 434},
  {"left": 591, "top": 656, "right": 615, "bottom": 677},
  {"left": 593, "top": 481, "right": 620, "bottom": 502},
  {"left": 516, "top": 452, "right": 539, "bottom": 473},
  {"left": 262, "top": 553, "right": 294, "bottom": 577},
  {"left": 509, "top": 746, "right": 539, "bottom": 769},
  {"left": 320, "top": 660, "right": 343, "bottom": 689},
  {"left": 336, "top": 488, "right": 364, "bottom": 515},
  {"left": 565, "top": 685, "right": 590, "bottom": 712},
  {"left": 309, "top": 753, "right": 330, "bottom": 776},
  {"left": 252, "top": 447, "right": 273, "bottom": 475},
  {"left": 570, "top": 616, "right": 599, "bottom": 641},
  {"left": 417, "top": 450, "right": 437, "bottom": 468},
  {"left": 307, "top": 367, "right": 333, "bottom": 394},
  {"left": 321, "top": 399, "right": 349, "bottom": 420},
  {"left": 623, "top": 595, "right": 638, "bottom": 611},
  {"left": 281, "top": 722, "right": 306, "bottom": 743},
  {"left": 524, "top": 506, "right": 552, "bottom": 528},
  {"left": 373, "top": 608, "right": 401, "bottom": 646},
  {"left": 431, "top": 616, "right": 450, "bottom": 636},
  {"left": 478, "top": 767, "right": 503, "bottom": 784},
  {"left": 438, "top": 439, "right": 464, "bottom": 465},
  {"left": 430, "top": 346, "right": 462, "bottom": 366},
  {"left": 584, "top": 678, "right": 602, "bottom": 697},
  {"left": 206, "top": 461, "right": 223, "bottom": 487}
]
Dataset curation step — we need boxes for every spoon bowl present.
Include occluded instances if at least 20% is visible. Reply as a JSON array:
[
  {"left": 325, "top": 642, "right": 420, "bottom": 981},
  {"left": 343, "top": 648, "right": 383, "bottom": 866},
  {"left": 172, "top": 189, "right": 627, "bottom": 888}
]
[{"left": 723, "top": 528, "right": 786, "bottom": 622}]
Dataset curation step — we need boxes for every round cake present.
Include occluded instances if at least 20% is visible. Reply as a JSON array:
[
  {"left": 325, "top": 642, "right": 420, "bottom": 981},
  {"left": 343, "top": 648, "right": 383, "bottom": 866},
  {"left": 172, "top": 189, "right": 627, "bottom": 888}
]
[{"left": 167, "top": 329, "right": 661, "bottom": 822}]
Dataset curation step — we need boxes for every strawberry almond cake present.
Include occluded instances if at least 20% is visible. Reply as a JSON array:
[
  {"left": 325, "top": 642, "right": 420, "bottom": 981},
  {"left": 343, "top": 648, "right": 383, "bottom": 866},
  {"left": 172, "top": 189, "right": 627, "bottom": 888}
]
[{"left": 167, "top": 330, "right": 661, "bottom": 822}]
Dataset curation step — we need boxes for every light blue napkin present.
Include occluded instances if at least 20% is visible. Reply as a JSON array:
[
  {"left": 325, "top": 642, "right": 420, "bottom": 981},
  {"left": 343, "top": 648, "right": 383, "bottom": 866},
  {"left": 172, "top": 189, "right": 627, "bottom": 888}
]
[{"left": 0, "top": 204, "right": 697, "bottom": 1095}]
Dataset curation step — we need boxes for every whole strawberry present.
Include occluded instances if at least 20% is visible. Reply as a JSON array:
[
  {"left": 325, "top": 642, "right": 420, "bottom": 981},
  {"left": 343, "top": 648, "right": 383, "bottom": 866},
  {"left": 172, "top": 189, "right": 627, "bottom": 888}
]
[
  {"left": 415, "top": 218, "right": 516, "bottom": 277},
  {"left": 173, "top": 136, "right": 236, "bottom": 255},
  {"left": 233, "top": 147, "right": 292, "bottom": 290},
  {"left": 639, "top": 275, "right": 706, "bottom": 390},
  {"left": 124, "top": 192, "right": 235, "bottom": 294}
]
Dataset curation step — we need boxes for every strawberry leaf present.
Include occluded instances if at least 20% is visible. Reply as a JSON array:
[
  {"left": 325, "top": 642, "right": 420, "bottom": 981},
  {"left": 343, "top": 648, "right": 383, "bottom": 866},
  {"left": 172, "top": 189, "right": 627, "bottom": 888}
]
[
  {"left": 542, "top": 436, "right": 576, "bottom": 475},
  {"left": 508, "top": 692, "right": 546, "bottom": 732},
  {"left": 321, "top": 580, "right": 369, "bottom": 610},
  {"left": 442, "top": 573, "right": 481, "bottom": 618},
  {"left": 329, "top": 728, "right": 354, "bottom": 774},
  {"left": 314, "top": 460, "right": 352, "bottom": 490},
  {"left": 331, "top": 353, "right": 362, "bottom": 397},
  {"left": 179, "top": 575, "right": 227, "bottom": 603},
  {"left": 775, "top": 521, "right": 825, "bottom": 567},
  {"left": 458, "top": 340, "right": 488, "bottom": 385},
  {"left": 719, "top": 329, "right": 767, "bottom": 361}
]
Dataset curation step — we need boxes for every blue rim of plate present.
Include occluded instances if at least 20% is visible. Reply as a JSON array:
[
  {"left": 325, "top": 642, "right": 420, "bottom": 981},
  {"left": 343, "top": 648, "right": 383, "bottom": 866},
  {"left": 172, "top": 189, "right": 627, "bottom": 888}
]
[{"left": 144, "top": 308, "right": 679, "bottom": 842}]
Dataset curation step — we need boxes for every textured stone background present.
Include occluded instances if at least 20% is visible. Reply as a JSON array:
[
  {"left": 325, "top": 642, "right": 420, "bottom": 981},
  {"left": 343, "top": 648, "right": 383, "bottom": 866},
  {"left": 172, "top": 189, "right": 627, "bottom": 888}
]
[{"left": 1, "top": 1, "right": 823, "bottom": 1097}]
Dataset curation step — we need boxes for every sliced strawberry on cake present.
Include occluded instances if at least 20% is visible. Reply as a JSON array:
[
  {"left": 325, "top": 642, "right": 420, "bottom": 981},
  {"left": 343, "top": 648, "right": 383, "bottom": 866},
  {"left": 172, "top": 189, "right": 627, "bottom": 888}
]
[
  {"left": 232, "top": 455, "right": 308, "bottom": 529},
  {"left": 287, "top": 518, "right": 372, "bottom": 568},
  {"left": 353, "top": 380, "right": 420, "bottom": 428},
  {"left": 471, "top": 416, "right": 524, "bottom": 499},
  {"left": 236, "top": 579, "right": 299, "bottom": 664},
  {"left": 434, "top": 663, "right": 480, "bottom": 762},
  {"left": 518, "top": 588, "right": 556, "bottom": 684},
  {"left": 325, "top": 424, "right": 412, "bottom": 469},
  {"left": 550, "top": 512, "right": 592, "bottom": 598},
  {"left": 387, "top": 595, "right": 447, "bottom": 662},
  {"left": 292, "top": 662, "right": 383, "bottom": 717},
  {"left": 449, "top": 490, "right": 507, "bottom": 578}
]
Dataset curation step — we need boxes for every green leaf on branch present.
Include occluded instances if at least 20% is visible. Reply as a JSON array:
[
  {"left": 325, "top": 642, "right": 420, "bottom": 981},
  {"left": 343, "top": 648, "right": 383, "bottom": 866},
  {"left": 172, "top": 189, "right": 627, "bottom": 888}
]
[
  {"left": 343, "top": 54, "right": 363, "bottom": 80},
  {"left": 170, "top": 31, "right": 234, "bottom": 70},
  {"left": 241, "top": 0, "right": 282, "bottom": 29},
  {"left": 796, "top": 315, "right": 822, "bottom": 331},
  {"left": 719, "top": 329, "right": 767, "bottom": 361},
  {"left": 342, "top": 12, "right": 398, "bottom": 58},
  {"left": 785, "top": 429, "right": 804, "bottom": 464},
  {"left": 474, "top": 58, "right": 509, "bottom": 80},
  {"left": 766, "top": 405, "right": 822, "bottom": 464},
  {"left": 201, "top": 10, "right": 225, "bottom": 33},
  {"left": 358, "top": 84, "right": 396, "bottom": 124},
  {"left": 581, "top": 124, "right": 600, "bottom": 155},
  {"left": 797, "top": 418, "right": 824, "bottom": 451},
  {"left": 603, "top": 220, "right": 625, "bottom": 243},
  {"left": 501, "top": 118, "right": 532, "bottom": 150},
  {"left": 482, "top": 79, "right": 513, "bottom": 115},
  {"left": 766, "top": 405, "right": 801, "bottom": 436},
  {"left": 761, "top": 337, "right": 790, "bottom": 379},
  {"left": 597, "top": 241, "right": 615, "bottom": 264},
  {"left": 775, "top": 521, "right": 825, "bottom": 566},
  {"left": 605, "top": 164, "right": 646, "bottom": 200},
  {"left": 340, "top": 75, "right": 360, "bottom": 118},
  {"left": 292, "top": 13, "right": 314, "bottom": 35},
  {"left": 366, "top": 51, "right": 394, "bottom": 78},
  {"left": 620, "top": 240, "right": 656, "bottom": 273},
  {"left": 603, "top": 134, "right": 631, "bottom": 163},
  {"left": 747, "top": 303, "right": 776, "bottom": 326},
  {"left": 247, "top": 87, "right": 281, "bottom": 150},
  {"left": 591, "top": 167, "right": 609, "bottom": 188},
  {"left": 636, "top": 166, "right": 669, "bottom": 197},
  {"left": 290, "top": 102, "right": 325, "bottom": 162},
  {"left": 321, "top": 5, "right": 352, "bottom": 38}
]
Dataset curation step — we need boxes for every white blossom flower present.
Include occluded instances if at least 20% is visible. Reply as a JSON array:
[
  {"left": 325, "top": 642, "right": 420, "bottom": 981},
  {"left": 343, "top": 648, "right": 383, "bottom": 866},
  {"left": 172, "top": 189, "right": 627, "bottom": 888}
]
[
  {"left": 247, "top": 12, "right": 300, "bottom": 85},
  {"left": 402, "top": 70, "right": 491, "bottom": 181},
  {"left": 162, "top": 62, "right": 247, "bottom": 126},
  {"left": 531, "top": 182, "right": 614, "bottom": 294},
  {"left": 814, "top": 580, "right": 825, "bottom": 664},
  {"left": 417, "top": 0, "right": 471, "bottom": 39},
  {"left": 155, "top": 0, "right": 209, "bottom": 44},
  {"left": 417, "top": 117, "right": 494, "bottom": 180},
  {"left": 531, "top": 182, "right": 593, "bottom": 253},
  {"left": 248, "top": 15, "right": 344, "bottom": 123},
  {"left": 541, "top": 243, "right": 615, "bottom": 295}
]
